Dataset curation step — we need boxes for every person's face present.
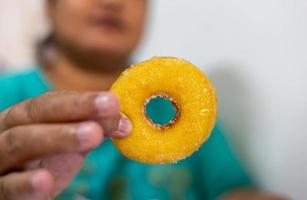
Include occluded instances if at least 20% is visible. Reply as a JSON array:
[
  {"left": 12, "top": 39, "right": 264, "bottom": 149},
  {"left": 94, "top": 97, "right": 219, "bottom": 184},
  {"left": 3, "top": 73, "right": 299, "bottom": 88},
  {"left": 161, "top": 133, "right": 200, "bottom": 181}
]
[{"left": 48, "top": 0, "right": 147, "bottom": 60}]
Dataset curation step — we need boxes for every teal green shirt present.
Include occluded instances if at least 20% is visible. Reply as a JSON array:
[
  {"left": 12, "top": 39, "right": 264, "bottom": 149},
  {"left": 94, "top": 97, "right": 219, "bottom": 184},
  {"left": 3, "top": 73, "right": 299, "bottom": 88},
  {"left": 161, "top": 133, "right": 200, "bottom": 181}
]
[{"left": 0, "top": 68, "right": 252, "bottom": 200}]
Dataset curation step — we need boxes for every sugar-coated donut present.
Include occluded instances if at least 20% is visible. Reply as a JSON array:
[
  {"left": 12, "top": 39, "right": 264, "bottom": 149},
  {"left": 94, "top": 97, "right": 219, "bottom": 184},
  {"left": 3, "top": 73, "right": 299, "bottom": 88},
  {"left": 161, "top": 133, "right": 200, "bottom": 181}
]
[{"left": 111, "top": 57, "right": 217, "bottom": 164}]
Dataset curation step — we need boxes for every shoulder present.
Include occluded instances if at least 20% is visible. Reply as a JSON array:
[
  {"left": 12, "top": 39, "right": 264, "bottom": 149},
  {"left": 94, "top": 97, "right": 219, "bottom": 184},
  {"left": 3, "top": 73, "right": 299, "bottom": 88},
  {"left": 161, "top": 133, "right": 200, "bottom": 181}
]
[
  {"left": 0, "top": 68, "right": 49, "bottom": 111},
  {"left": 0, "top": 69, "right": 38, "bottom": 84}
]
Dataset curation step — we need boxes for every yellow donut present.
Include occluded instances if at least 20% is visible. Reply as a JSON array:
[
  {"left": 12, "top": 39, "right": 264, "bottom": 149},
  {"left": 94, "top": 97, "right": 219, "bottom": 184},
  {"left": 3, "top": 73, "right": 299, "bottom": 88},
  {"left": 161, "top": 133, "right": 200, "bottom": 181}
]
[{"left": 111, "top": 57, "right": 217, "bottom": 164}]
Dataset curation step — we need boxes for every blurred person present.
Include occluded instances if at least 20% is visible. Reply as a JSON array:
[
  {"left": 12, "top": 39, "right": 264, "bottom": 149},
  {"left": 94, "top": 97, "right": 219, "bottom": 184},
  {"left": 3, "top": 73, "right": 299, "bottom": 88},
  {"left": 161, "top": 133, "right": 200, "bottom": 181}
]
[{"left": 0, "top": 0, "right": 286, "bottom": 200}]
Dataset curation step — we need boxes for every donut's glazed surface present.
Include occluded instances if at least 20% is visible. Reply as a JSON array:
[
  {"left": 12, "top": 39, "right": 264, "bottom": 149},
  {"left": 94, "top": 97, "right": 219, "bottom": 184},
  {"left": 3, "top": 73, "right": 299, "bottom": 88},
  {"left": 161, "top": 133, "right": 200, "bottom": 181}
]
[{"left": 111, "top": 57, "right": 217, "bottom": 164}]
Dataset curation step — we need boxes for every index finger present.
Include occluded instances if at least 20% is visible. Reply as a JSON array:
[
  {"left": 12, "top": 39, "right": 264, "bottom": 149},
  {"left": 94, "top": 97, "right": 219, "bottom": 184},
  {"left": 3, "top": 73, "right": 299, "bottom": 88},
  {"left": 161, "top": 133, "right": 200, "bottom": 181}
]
[{"left": 0, "top": 91, "right": 120, "bottom": 132}]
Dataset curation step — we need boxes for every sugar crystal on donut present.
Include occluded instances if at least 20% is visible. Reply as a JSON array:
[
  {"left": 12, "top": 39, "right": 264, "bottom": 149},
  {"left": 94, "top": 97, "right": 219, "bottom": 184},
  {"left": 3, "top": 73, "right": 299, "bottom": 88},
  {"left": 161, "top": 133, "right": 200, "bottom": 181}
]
[{"left": 111, "top": 57, "right": 217, "bottom": 164}]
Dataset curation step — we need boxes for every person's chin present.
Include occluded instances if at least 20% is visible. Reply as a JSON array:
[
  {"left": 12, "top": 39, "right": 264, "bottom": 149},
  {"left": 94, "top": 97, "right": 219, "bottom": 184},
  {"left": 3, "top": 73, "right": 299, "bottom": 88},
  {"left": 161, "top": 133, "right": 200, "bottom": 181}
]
[
  {"left": 85, "top": 42, "right": 128, "bottom": 55},
  {"left": 91, "top": 46, "right": 126, "bottom": 56}
]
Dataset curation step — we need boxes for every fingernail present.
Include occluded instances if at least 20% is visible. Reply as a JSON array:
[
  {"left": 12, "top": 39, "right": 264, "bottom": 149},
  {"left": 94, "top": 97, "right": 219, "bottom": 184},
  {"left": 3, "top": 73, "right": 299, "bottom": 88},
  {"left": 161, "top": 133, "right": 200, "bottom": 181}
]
[
  {"left": 76, "top": 123, "right": 103, "bottom": 151},
  {"left": 113, "top": 117, "right": 132, "bottom": 137},
  {"left": 95, "top": 92, "right": 119, "bottom": 117},
  {"left": 31, "top": 171, "right": 53, "bottom": 194},
  {"left": 31, "top": 173, "right": 43, "bottom": 191}
]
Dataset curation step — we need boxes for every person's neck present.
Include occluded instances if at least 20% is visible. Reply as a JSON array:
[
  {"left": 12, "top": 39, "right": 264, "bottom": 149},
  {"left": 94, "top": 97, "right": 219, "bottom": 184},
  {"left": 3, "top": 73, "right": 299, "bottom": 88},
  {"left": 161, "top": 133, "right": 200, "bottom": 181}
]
[{"left": 44, "top": 51, "right": 126, "bottom": 91}]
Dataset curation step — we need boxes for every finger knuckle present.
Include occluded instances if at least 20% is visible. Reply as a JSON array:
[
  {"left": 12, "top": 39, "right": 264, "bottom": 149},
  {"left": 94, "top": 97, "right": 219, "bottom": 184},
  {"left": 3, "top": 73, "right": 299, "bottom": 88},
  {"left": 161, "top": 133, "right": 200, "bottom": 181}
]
[
  {"left": 1, "top": 107, "right": 16, "bottom": 131},
  {"left": 71, "top": 97, "right": 86, "bottom": 116},
  {"left": 65, "top": 93, "right": 96, "bottom": 119},
  {"left": 54, "top": 125, "right": 76, "bottom": 147},
  {"left": 24, "top": 98, "right": 39, "bottom": 123},
  {"left": 3, "top": 129, "right": 22, "bottom": 156},
  {"left": 43, "top": 125, "right": 76, "bottom": 151},
  {"left": 81, "top": 93, "right": 98, "bottom": 116},
  {"left": 47, "top": 91, "right": 84, "bottom": 119}
]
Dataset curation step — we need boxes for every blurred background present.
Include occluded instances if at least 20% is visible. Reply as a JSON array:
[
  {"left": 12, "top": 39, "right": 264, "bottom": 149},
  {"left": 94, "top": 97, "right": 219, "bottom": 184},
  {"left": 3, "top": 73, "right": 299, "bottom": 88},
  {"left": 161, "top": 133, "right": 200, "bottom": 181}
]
[{"left": 0, "top": 0, "right": 306, "bottom": 199}]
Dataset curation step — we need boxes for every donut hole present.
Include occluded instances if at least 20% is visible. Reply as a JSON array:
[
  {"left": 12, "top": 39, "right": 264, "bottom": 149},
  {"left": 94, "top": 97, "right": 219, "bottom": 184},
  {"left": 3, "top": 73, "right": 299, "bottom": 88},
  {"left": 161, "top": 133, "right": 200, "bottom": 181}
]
[{"left": 145, "top": 95, "right": 179, "bottom": 129}]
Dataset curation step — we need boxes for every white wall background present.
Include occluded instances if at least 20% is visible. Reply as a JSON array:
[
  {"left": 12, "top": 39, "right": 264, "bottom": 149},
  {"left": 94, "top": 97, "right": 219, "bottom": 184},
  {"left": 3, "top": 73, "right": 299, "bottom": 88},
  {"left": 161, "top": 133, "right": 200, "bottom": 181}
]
[
  {"left": 0, "top": 0, "right": 47, "bottom": 71},
  {"left": 135, "top": 1, "right": 307, "bottom": 199},
  {"left": 1, "top": 0, "right": 307, "bottom": 199}
]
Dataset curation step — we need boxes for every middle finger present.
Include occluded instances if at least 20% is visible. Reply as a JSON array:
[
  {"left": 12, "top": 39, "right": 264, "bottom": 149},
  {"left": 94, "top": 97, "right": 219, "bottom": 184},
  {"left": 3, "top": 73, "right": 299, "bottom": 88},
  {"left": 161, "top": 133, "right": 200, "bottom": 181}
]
[{"left": 0, "top": 121, "right": 103, "bottom": 174}]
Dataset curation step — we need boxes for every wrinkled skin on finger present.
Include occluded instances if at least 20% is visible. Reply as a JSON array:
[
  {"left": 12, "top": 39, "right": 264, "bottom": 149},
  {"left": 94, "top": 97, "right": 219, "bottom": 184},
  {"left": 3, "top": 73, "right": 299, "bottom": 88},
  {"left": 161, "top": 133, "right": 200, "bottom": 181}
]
[{"left": 0, "top": 91, "right": 132, "bottom": 199}]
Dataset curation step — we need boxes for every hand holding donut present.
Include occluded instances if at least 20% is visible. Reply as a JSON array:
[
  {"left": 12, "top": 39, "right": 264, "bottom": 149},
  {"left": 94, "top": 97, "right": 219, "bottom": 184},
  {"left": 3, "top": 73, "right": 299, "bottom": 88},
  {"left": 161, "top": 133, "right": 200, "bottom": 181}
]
[
  {"left": 0, "top": 57, "right": 217, "bottom": 199},
  {"left": 0, "top": 91, "right": 131, "bottom": 200}
]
